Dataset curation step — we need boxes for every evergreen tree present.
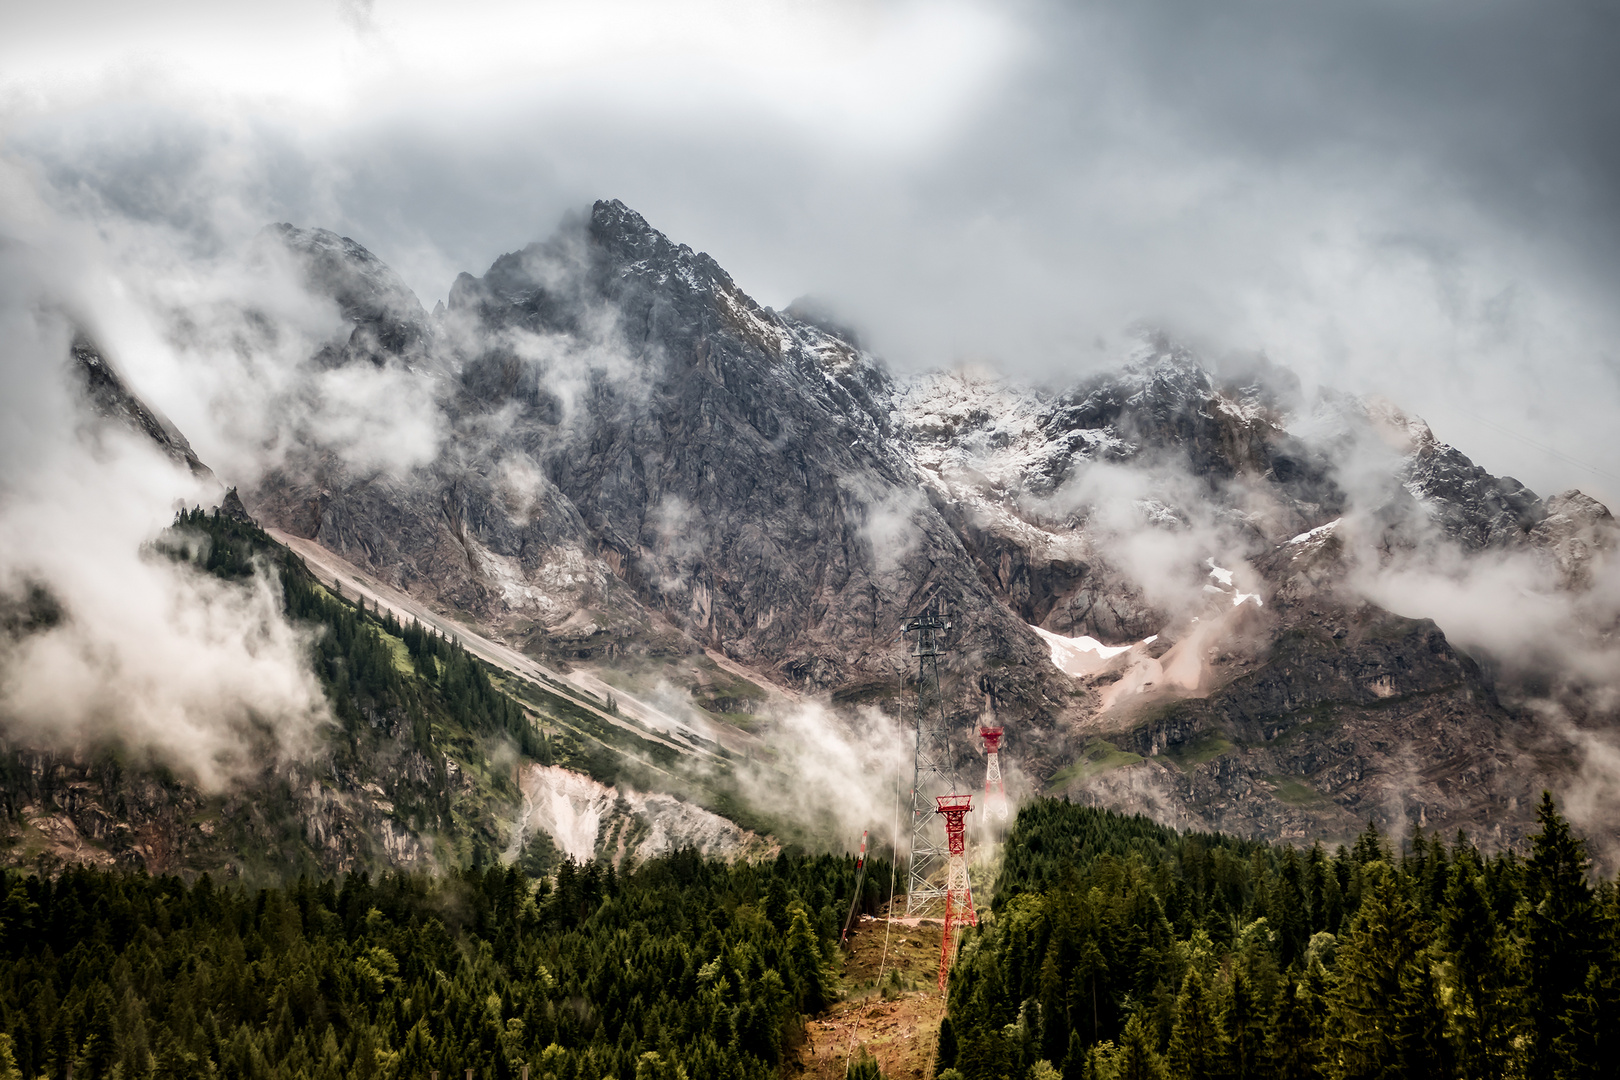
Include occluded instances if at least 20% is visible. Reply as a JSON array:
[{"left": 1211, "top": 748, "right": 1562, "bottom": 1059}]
[
  {"left": 937, "top": 1017, "right": 959, "bottom": 1072},
  {"left": 1553, "top": 958, "right": 1620, "bottom": 1080},
  {"left": 1060, "top": 1030, "right": 1086, "bottom": 1080},
  {"left": 1393, "top": 953, "right": 1453, "bottom": 1080},
  {"left": 1221, "top": 965, "right": 1264, "bottom": 1080},
  {"left": 1040, "top": 941, "right": 1072, "bottom": 1063},
  {"left": 1166, "top": 968, "right": 1223, "bottom": 1080},
  {"left": 845, "top": 1049, "right": 884, "bottom": 1080},
  {"left": 1113, "top": 1015, "right": 1166, "bottom": 1080},
  {"left": 1267, "top": 978, "right": 1322, "bottom": 1080},
  {"left": 1273, "top": 848, "right": 1310, "bottom": 965},
  {"left": 1523, "top": 792, "right": 1599, "bottom": 1077},
  {"left": 784, "top": 907, "right": 832, "bottom": 1013},
  {"left": 958, "top": 1029, "right": 1020, "bottom": 1080},
  {"left": 1441, "top": 849, "right": 1521, "bottom": 1079},
  {"left": 1326, "top": 864, "right": 1421, "bottom": 1079},
  {"left": 1071, "top": 937, "right": 1109, "bottom": 1047},
  {"left": 0, "top": 1034, "right": 21, "bottom": 1080}
]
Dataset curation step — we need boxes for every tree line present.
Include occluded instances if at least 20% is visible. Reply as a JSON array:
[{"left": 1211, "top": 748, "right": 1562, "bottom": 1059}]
[
  {"left": 0, "top": 847, "right": 889, "bottom": 1080},
  {"left": 937, "top": 794, "right": 1618, "bottom": 1080}
]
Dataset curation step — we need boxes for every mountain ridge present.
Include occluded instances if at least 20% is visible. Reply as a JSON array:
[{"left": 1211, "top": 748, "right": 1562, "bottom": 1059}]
[
  {"left": 238, "top": 200, "right": 1616, "bottom": 853},
  {"left": 8, "top": 199, "right": 1618, "bottom": 872}
]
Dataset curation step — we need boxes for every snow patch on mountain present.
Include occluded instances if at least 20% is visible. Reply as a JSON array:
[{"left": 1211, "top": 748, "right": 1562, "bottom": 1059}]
[
  {"left": 1288, "top": 519, "right": 1342, "bottom": 545},
  {"left": 1032, "top": 624, "right": 1135, "bottom": 677}
]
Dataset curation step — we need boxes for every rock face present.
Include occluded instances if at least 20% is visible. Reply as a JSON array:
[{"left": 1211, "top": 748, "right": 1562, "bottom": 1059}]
[
  {"left": 1531, "top": 490, "right": 1618, "bottom": 589},
  {"left": 213, "top": 201, "right": 1619, "bottom": 853},
  {"left": 249, "top": 203, "right": 1072, "bottom": 758},
  {"left": 0, "top": 743, "right": 440, "bottom": 877},
  {"left": 73, "top": 335, "right": 212, "bottom": 477},
  {"left": 511, "top": 764, "right": 774, "bottom": 868},
  {"left": 258, "top": 223, "right": 436, "bottom": 368}
]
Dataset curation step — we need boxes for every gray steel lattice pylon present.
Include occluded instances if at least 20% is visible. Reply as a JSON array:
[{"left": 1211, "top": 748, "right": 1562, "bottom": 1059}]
[{"left": 904, "top": 597, "right": 959, "bottom": 916}]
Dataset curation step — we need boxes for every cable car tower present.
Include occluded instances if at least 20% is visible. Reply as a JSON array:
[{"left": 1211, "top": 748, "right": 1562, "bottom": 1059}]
[
  {"left": 903, "top": 597, "right": 961, "bottom": 915},
  {"left": 980, "top": 725, "right": 1009, "bottom": 820},
  {"left": 935, "top": 793, "right": 978, "bottom": 988}
]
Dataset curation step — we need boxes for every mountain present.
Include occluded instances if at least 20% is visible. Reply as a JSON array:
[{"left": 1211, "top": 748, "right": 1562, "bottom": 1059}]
[
  {"left": 6, "top": 200, "right": 1617, "bottom": 873},
  {"left": 249, "top": 205, "right": 1069, "bottom": 752}
]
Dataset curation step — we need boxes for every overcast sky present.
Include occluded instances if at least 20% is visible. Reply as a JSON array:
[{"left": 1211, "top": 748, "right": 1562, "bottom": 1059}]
[{"left": 3, "top": 0, "right": 1618, "bottom": 504}]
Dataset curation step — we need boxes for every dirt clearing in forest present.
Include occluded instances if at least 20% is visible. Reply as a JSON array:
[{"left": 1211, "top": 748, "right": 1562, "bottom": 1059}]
[{"left": 798, "top": 915, "right": 949, "bottom": 1080}]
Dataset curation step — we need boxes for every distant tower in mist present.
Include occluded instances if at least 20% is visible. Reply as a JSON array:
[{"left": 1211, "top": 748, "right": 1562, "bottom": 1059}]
[
  {"left": 980, "top": 725, "right": 1009, "bottom": 821},
  {"left": 902, "top": 597, "right": 963, "bottom": 916}
]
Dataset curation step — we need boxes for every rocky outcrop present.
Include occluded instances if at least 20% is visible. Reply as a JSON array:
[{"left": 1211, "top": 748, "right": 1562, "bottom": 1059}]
[
  {"left": 73, "top": 335, "right": 212, "bottom": 477},
  {"left": 1530, "top": 490, "right": 1618, "bottom": 589},
  {"left": 0, "top": 742, "right": 445, "bottom": 877},
  {"left": 1073, "top": 602, "right": 1538, "bottom": 847},
  {"left": 511, "top": 764, "right": 775, "bottom": 868},
  {"left": 258, "top": 223, "right": 436, "bottom": 368}
]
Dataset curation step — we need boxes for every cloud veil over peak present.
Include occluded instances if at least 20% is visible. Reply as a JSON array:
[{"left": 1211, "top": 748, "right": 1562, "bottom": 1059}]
[{"left": 3, "top": 0, "right": 1618, "bottom": 502}]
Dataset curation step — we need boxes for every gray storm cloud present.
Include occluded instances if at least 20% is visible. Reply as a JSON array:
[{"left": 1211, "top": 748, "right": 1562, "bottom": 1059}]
[{"left": 3, "top": 0, "right": 1616, "bottom": 511}]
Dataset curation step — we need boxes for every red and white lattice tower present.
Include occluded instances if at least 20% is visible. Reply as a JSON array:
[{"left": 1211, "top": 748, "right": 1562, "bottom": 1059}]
[
  {"left": 980, "top": 726, "right": 1009, "bottom": 821},
  {"left": 934, "top": 794, "right": 978, "bottom": 990}
]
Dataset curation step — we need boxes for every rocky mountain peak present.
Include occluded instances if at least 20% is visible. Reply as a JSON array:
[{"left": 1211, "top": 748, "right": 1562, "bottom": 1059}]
[
  {"left": 258, "top": 223, "right": 431, "bottom": 365},
  {"left": 587, "top": 198, "right": 739, "bottom": 299},
  {"left": 260, "top": 224, "right": 424, "bottom": 325},
  {"left": 1121, "top": 336, "right": 1215, "bottom": 396},
  {"left": 588, "top": 198, "right": 669, "bottom": 258},
  {"left": 1530, "top": 489, "right": 1618, "bottom": 588},
  {"left": 782, "top": 297, "right": 864, "bottom": 350}
]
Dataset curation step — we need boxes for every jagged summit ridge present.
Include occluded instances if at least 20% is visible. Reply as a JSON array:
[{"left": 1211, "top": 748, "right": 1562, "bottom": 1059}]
[
  {"left": 72, "top": 334, "right": 212, "bottom": 478},
  {"left": 251, "top": 199, "right": 1060, "bottom": 742}
]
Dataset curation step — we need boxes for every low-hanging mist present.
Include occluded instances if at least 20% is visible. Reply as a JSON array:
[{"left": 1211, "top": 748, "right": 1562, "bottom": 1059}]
[{"left": 0, "top": 253, "right": 333, "bottom": 789}]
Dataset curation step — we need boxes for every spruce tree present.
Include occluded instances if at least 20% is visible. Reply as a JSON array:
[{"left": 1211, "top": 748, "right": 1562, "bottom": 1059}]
[
  {"left": 1553, "top": 959, "right": 1620, "bottom": 1080},
  {"left": 1326, "top": 863, "right": 1420, "bottom": 1079},
  {"left": 1222, "top": 965, "right": 1265, "bottom": 1080},
  {"left": 1393, "top": 952, "right": 1453, "bottom": 1080},
  {"left": 1441, "top": 850, "right": 1522, "bottom": 1080},
  {"left": 1523, "top": 791, "right": 1598, "bottom": 1076},
  {"left": 1040, "top": 944, "right": 1071, "bottom": 1062},
  {"left": 1060, "top": 1030, "right": 1086, "bottom": 1080},
  {"left": 1167, "top": 968, "right": 1224, "bottom": 1080},
  {"left": 845, "top": 1049, "right": 883, "bottom": 1080},
  {"left": 936, "top": 1016, "right": 959, "bottom": 1072},
  {"left": 1267, "top": 978, "right": 1322, "bottom": 1080},
  {"left": 1273, "top": 849, "right": 1310, "bottom": 965},
  {"left": 1071, "top": 937, "right": 1109, "bottom": 1046},
  {"left": 1113, "top": 1015, "right": 1166, "bottom": 1080},
  {"left": 784, "top": 907, "right": 831, "bottom": 1013}
]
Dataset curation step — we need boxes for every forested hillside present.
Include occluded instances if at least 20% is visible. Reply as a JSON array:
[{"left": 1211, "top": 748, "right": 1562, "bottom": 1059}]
[
  {"left": 940, "top": 796, "right": 1619, "bottom": 1080},
  {"left": 0, "top": 849, "right": 885, "bottom": 1080}
]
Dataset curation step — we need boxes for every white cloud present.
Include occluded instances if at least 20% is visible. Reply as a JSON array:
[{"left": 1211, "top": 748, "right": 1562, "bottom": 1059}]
[{"left": 0, "top": 268, "right": 330, "bottom": 788}]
